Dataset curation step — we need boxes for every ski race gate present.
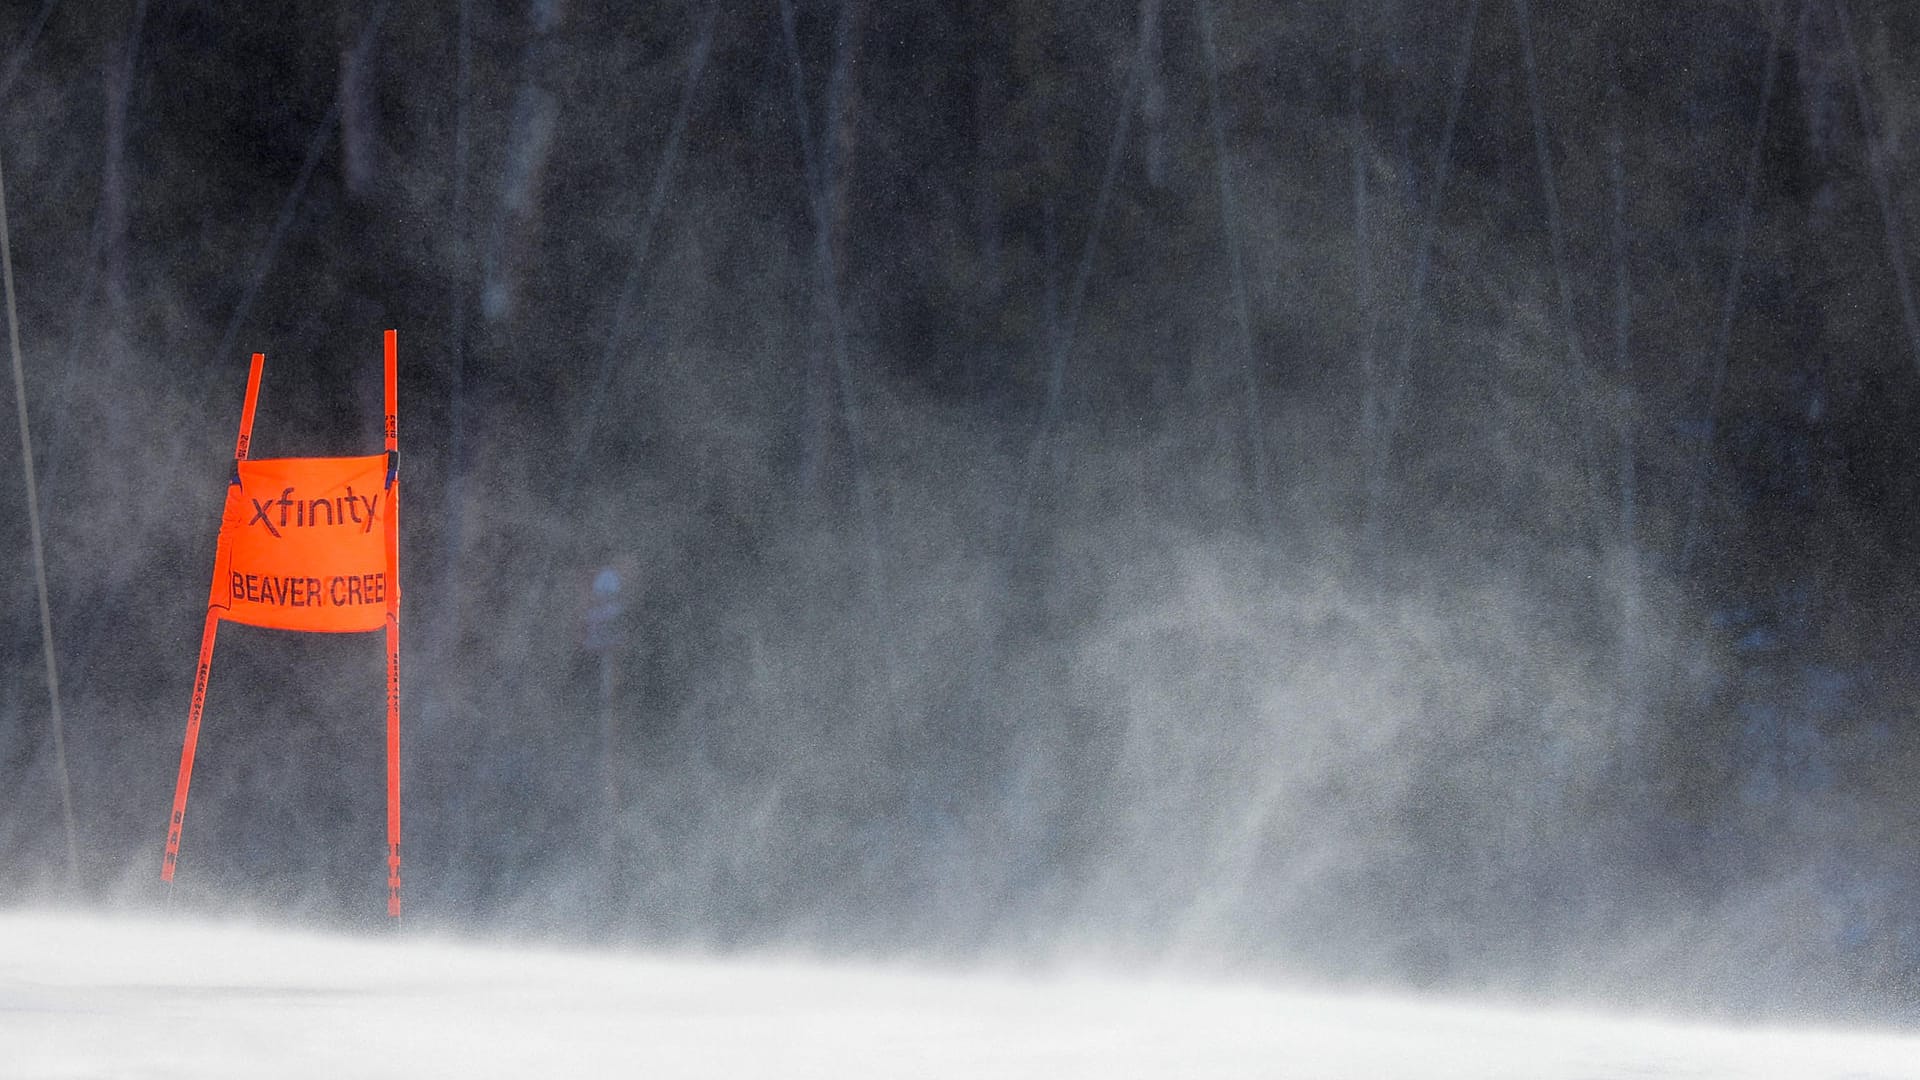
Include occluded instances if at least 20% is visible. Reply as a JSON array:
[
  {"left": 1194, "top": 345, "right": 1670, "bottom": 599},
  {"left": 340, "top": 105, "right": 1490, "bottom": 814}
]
[{"left": 160, "top": 330, "right": 403, "bottom": 918}]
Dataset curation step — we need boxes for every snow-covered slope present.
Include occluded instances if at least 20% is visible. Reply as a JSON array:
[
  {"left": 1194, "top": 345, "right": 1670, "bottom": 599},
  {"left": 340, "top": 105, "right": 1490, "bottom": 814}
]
[{"left": 3, "top": 910, "right": 1916, "bottom": 1079}]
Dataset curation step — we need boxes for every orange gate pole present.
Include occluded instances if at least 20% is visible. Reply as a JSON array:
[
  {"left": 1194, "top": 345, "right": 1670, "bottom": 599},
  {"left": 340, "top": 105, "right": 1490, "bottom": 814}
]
[
  {"left": 162, "top": 351, "right": 264, "bottom": 883},
  {"left": 161, "top": 611, "right": 219, "bottom": 883},
  {"left": 383, "top": 329, "right": 402, "bottom": 919}
]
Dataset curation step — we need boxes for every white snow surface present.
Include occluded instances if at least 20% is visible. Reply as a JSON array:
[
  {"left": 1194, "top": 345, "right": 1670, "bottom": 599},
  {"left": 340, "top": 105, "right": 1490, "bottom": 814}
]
[{"left": 3, "top": 909, "right": 1918, "bottom": 1079}]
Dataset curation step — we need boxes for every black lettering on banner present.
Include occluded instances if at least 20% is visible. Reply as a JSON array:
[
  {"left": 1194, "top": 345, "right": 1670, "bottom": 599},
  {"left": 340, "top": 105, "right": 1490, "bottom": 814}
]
[
  {"left": 237, "top": 574, "right": 346, "bottom": 606},
  {"left": 247, "top": 498, "right": 282, "bottom": 538},
  {"left": 246, "top": 486, "right": 391, "bottom": 536},
  {"left": 227, "top": 573, "right": 395, "bottom": 608}
]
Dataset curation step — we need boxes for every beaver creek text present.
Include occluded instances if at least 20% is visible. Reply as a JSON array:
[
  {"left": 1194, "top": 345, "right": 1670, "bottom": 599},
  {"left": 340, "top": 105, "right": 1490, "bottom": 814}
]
[{"left": 230, "top": 572, "right": 387, "bottom": 608}]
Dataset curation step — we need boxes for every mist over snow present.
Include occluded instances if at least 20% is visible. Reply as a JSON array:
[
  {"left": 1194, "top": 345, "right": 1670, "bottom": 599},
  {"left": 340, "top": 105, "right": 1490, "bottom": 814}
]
[
  {"left": 8, "top": 910, "right": 1920, "bottom": 1079},
  {"left": 4, "top": 0, "right": 1920, "bottom": 1044}
]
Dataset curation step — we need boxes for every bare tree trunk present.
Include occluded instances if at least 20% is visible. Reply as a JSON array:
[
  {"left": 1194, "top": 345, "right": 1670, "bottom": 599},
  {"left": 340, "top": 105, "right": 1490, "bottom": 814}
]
[
  {"left": 825, "top": 0, "right": 865, "bottom": 294},
  {"left": 779, "top": 0, "right": 897, "bottom": 728},
  {"left": 339, "top": 1, "right": 378, "bottom": 197},
  {"left": 1677, "top": 0, "right": 1788, "bottom": 569},
  {"left": 1013, "top": 0, "right": 1161, "bottom": 542},
  {"left": 1350, "top": 4, "right": 1377, "bottom": 493},
  {"left": 972, "top": 18, "right": 1003, "bottom": 303},
  {"left": 100, "top": 0, "right": 146, "bottom": 317},
  {"left": 1198, "top": 0, "right": 1270, "bottom": 533},
  {"left": 1608, "top": 75, "right": 1641, "bottom": 740},
  {"left": 1513, "top": 0, "right": 1606, "bottom": 537},
  {"left": 481, "top": 1, "right": 564, "bottom": 323},
  {"left": 1834, "top": 0, "right": 1920, "bottom": 378},
  {"left": 1138, "top": 0, "right": 1167, "bottom": 189},
  {"left": 1357, "top": 0, "right": 1479, "bottom": 560}
]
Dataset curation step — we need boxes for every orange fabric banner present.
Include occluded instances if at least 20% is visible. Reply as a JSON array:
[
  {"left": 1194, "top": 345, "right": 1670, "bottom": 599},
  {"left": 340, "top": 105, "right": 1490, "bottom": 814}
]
[{"left": 209, "top": 453, "right": 397, "bottom": 633}]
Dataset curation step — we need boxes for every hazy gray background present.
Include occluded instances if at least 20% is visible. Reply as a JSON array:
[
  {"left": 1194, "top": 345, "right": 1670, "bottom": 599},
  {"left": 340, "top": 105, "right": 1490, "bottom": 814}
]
[{"left": 5, "top": 0, "right": 1920, "bottom": 1024}]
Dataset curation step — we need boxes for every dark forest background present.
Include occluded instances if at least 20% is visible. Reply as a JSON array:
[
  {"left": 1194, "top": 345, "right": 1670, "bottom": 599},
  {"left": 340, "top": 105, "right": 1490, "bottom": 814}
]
[{"left": 6, "top": 0, "right": 1920, "bottom": 1022}]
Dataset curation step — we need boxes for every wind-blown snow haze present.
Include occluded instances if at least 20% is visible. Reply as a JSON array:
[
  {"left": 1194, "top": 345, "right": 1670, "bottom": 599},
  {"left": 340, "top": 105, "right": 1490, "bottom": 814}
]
[{"left": 4, "top": 0, "right": 1920, "bottom": 1047}]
